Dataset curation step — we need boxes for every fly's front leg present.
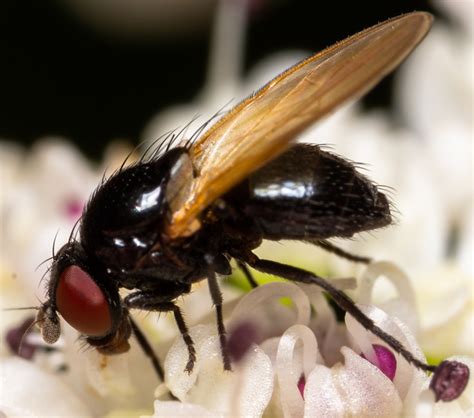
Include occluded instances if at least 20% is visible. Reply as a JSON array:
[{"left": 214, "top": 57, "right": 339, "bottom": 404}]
[
  {"left": 124, "top": 292, "right": 196, "bottom": 373},
  {"left": 128, "top": 316, "right": 164, "bottom": 381}
]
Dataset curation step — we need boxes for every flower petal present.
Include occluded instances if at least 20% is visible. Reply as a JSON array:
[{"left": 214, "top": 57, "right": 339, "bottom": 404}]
[
  {"left": 303, "top": 364, "right": 345, "bottom": 418},
  {"left": 227, "top": 282, "right": 312, "bottom": 340},
  {"left": 84, "top": 349, "right": 135, "bottom": 397},
  {"left": 276, "top": 324, "right": 322, "bottom": 418},
  {"left": 296, "top": 283, "right": 347, "bottom": 366},
  {"left": 148, "top": 400, "right": 222, "bottom": 418},
  {"left": 0, "top": 357, "right": 92, "bottom": 417},
  {"left": 165, "top": 324, "right": 273, "bottom": 417},
  {"left": 358, "top": 261, "right": 419, "bottom": 334},
  {"left": 304, "top": 347, "right": 403, "bottom": 417},
  {"left": 345, "top": 304, "right": 427, "bottom": 415}
]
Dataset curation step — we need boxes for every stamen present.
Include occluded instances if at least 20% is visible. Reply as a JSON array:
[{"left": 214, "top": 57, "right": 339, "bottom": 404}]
[
  {"left": 429, "top": 360, "right": 470, "bottom": 402},
  {"left": 297, "top": 375, "right": 305, "bottom": 399},
  {"left": 361, "top": 344, "right": 397, "bottom": 381}
]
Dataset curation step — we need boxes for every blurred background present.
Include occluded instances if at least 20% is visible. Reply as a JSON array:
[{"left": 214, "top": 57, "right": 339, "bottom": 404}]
[{"left": 0, "top": 0, "right": 442, "bottom": 159}]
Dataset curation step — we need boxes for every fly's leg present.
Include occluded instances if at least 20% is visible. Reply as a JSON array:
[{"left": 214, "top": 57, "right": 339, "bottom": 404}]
[
  {"left": 128, "top": 316, "right": 164, "bottom": 381},
  {"left": 239, "top": 251, "right": 435, "bottom": 373},
  {"left": 311, "top": 239, "right": 371, "bottom": 264},
  {"left": 236, "top": 260, "right": 259, "bottom": 288},
  {"left": 125, "top": 292, "right": 196, "bottom": 373},
  {"left": 207, "top": 271, "right": 231, "bottom": 370},
  {"left": 240, "top": 252, "right": 470, "bottom": 401},
  {"left": 235, "top": 239, "right": 369, "bottom": 289}
]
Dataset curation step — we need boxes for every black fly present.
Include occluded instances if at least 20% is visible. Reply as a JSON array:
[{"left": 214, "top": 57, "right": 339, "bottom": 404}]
[{"left": 35, "top": 12, "right": 469, "bottom": 401}]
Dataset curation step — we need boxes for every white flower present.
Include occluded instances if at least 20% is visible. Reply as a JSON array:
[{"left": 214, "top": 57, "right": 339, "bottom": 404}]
[{"left": 151, "top": 263, "right": 472, "bottom": 417}]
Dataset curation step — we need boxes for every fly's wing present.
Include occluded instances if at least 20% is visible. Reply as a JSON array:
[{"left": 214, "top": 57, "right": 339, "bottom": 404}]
[{"left": 167, "top": 12, "right": 432, "bottom": 238}]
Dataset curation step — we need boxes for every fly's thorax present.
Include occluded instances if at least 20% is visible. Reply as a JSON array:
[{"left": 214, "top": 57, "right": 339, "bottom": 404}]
[{"left": 79, "top": 148, "right": 193, "bottom": 271}]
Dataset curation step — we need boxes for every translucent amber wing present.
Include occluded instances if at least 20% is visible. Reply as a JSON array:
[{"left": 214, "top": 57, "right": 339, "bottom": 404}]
[{"left": 167, "top": 12, "right": 432, "bottom": 238}]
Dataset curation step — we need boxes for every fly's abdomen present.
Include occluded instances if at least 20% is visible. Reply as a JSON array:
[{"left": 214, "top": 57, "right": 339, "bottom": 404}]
[{"left": 226, "top": 144, "right": 391, "bottom": 240}]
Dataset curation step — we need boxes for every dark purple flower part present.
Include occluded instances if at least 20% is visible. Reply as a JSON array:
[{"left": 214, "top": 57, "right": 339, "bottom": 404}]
[
  {"left": 227, "top": 321, "right": 260, "bottom": 362},
  {"left": 361, "top": 344, "right": 397, "bottom": 381},
  {"left": 430, "top": 360, "right": 470, "bottom": 402},
  {"left": 6, "top": 316, "right": 37, "bottom": 360},
  {"left": 297, "top": 374, "right": 305, "bottom": 399}
]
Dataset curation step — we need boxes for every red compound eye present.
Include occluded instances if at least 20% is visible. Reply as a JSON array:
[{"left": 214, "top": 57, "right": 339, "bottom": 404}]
[{"left": 56, "top": 265, "right": 112, "bottom": 337}]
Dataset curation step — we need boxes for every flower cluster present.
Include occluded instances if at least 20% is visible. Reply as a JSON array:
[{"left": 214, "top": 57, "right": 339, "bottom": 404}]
[{"left": 149, "top": 262, "right": 472, "bottom": 417}]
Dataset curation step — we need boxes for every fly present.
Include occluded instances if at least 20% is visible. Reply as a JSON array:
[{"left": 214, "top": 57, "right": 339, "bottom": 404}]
[{"left": 33, "top": 12, "right": 468, "bottom": 401}]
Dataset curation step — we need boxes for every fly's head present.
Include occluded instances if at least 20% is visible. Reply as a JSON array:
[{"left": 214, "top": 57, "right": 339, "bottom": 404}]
[{"left": 37, "top": 241, "right": 131, "bottom": 354}]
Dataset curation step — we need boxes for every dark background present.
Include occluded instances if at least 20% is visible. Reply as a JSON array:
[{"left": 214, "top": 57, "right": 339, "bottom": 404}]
[{"left": 1, "top": 0, "right": 438, "bottom": 160}]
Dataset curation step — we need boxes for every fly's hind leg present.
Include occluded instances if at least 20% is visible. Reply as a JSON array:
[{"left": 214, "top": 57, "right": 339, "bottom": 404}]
[
  {"left": 239, "top": 251, "right": 435, "bottom": 373},
  {"left": 125, "top": 292, "right": 197, "bottom": 373},
  {"left": 310, "top": 239, "right": 372, "bottom": 264},
  {"left": 236, "top": 260, "right": 259, "bottom": 288},
  {"left": 237, "top": 240, "right": 367, "bottom": 289}
]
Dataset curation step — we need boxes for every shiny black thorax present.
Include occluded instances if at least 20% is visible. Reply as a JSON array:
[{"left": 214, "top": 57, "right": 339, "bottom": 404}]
[
  {"left": 78, "top": 144, "right": 390, "bottom": 294},
  {"left": 80, "top": 148, "right": 207, "bottom": 293}
]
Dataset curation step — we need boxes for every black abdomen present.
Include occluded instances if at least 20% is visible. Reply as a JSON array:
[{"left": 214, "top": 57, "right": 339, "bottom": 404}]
[{"left": 224, "top": 144, "right": 391, "bottom": 240}]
